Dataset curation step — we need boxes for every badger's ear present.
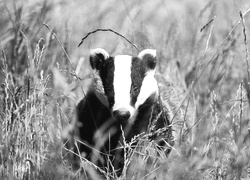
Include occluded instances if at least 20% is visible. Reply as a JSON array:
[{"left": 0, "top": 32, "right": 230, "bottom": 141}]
[
  {"left": 90, "top": 48, "right": 109, "bottom": 70},
  {"left": 138, "top": 49, "right": 157, "bottom": 71}
]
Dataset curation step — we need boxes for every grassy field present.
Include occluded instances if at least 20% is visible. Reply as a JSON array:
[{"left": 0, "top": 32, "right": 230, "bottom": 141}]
[{"left": 1, "top": 0, "right": 250, "bottom": 179}]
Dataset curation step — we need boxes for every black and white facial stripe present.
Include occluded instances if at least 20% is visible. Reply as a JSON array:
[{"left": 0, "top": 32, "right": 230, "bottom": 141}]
[{"left": 90, "top": 48, "right": 158, "bottom": 123}]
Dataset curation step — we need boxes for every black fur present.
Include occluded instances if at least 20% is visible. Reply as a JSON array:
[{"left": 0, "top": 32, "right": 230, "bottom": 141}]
[
  {"left": 90, "top": 52, "right": 106, "bottom": 70},
  {"left": 75, "top": 91, "right": 173, "bottom": 175},
  {"left": 140, "top": 52, "right": 157, "bottom": 70},
  {"left": 99, "top": 57, "right": 115, "bottom": 108},
  {"left": 76, "top": 90, "right": 123, "bottom": 170},
  {"left": 66, "top": 50, "right": 173, "bottom": 178},
  {"left": 130, "top": 57, "right": 145, "bottom": 106}
]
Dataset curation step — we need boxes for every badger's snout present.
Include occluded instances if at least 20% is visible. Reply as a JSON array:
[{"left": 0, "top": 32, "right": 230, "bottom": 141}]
[{"left": 113, "top": 108, "right": 131, "bottom": 122}]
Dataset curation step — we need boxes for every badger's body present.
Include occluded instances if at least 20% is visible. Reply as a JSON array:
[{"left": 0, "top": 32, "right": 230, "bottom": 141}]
[{"left": 69, "top": 48, "right": 174, "bottom": 175}]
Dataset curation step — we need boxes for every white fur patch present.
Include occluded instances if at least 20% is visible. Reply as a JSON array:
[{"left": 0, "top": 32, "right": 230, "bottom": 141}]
[
  {"left": 90, "top": 48, "right": 109, "bottom": 59},
  {"left": 138, "top": 49, "right": 156, "bottom": 59},
  {"left": 113, "top": 55, "right": 135, "bottom": 116},
  {"left": 135, "top": 71, "right": 158, "bottom": 109}
]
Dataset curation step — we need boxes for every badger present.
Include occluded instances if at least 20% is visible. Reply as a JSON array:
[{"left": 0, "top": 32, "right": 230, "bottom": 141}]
[{"left": 66, "top": 48, "right": 174, "bottom": 176}]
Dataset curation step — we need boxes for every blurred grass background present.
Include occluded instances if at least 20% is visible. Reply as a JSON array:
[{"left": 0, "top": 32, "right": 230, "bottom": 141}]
[{"left": 1, "top": 0, "right": 250, "bottom": 179}]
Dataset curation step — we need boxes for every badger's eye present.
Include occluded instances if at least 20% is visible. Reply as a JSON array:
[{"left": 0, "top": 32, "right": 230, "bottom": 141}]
[
  {"left": 133, "top": 87, "right": 139, "bottom": 92},
  {"left": 132, "top": 86, "right": 139, "bottom": 94}
]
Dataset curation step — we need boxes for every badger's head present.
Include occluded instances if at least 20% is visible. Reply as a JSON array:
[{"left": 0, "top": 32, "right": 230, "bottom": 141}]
[{"left": 90, "top": 48, "right": 158, "bottom": 124}]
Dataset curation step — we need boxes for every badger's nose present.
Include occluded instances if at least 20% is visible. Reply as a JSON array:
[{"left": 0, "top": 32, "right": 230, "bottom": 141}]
[{"left": 113, "top": 108, "right": 131, "bottom": 122}]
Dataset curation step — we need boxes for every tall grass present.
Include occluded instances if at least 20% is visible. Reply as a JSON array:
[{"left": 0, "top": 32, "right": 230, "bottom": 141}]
[{"left": 1, "top": 0, "right": 250, "bottom": 179}]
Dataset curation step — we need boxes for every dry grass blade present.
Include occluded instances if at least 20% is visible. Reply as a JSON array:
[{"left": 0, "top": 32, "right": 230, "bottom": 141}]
[
  {"left": 200, "top": 17, "right": 215, "bottom": 32},
  {"left": 240, "top": 10, "right": 250, "bottom": 83},
  {"left": 78, "top": 28, "right": 140, "bottom": 51},
  {"left": 244, "top": 78, "right": 250, "bottom": 107},
  {"left": 170, "top": 7, "right": 250, "bottom": 125},
  {"left": 2, "top": 1, "right": 250, "bottom": 179},
  {"left": 43, "top": 22, "right": 73, "bottom": 68}
]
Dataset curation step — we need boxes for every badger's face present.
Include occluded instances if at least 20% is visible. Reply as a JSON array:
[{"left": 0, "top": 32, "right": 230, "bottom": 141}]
[{"left": 90, "top": 48, "right": 158, "bottom": 123}]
